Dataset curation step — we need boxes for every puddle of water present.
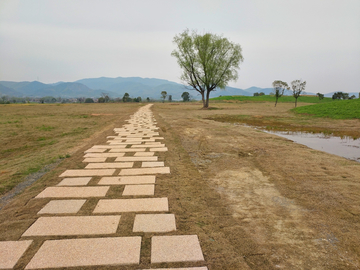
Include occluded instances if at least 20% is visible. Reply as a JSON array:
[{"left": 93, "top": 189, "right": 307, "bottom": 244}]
[{"left": 239, "top": 124, "right": 360, "bottom": 162}]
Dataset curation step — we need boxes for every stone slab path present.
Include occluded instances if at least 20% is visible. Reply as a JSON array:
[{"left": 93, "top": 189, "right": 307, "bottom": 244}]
[{"left": 1, "top": 104, "right": 207, "bottom": 269}]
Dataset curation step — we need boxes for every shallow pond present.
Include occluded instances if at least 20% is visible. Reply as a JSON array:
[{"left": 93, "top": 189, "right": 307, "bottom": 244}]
[{"left": 243, "top": 125, "right": 360, "bottom": 162}]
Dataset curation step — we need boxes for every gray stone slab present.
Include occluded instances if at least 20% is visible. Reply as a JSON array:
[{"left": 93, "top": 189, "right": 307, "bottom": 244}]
[
  {"left": 122, "top": 185, "right": 155, "bottom": 196},
  {"left": 151, "top": 235, "right": 204, "bottom": 263},
  {"left": 83, "top": 153, "right": 125, "bottom": 158},
  {"left": 85, "top": 162, "right": 133, "bottom": 169},
  {"left": 83, "top": 157, "right": 107, "bottom": 163},
  {"left": 134, "top": 152, "right": 155, "bottom": 157},
  {"left": 119, "top": 167, "right": 170, "bottom": 176},
  {"left": 109, "top": 148, "right": 145, "bottom": 152},
  {"left": 133, "top": 214, "right": 176, "bottom": 232},
  {"left": 25, "top": 237, "right": 141, "bottom": 269},
  {"left": 59, "top": 169, "right": 115, "bottom": 177},
  {"left": 38, "top": 200, "right": 86, "bottom": 214},
  {"left": 94, "top": 198, "right": 168, "bottom": 213},
  {"left": 0, "top": 240, "right": 32, "bottom": 269},
  {"left": 142, "top": 161, "right": 164, "bottom": 168},
  {"left": 36, "top": 186, "right": 110, "bottom": 198},
  {"left": 98, "top": 176, "right": 156, "bottom": 185},
  {"left": 115, "top": 156, "right": 158, "bottom": 162},
  {"left": 57, "top": 177, "right": 92, "bottom": 186},
  {"left": 22, "top": 215, "right": 121, "bottom": 236}
]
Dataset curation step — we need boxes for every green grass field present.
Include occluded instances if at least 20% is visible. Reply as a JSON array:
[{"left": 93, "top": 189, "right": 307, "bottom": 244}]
[
  {"left": 293, "top": 98, "right": 360, "bottom": 119},
  {"left": 210, "top": 95, "right": 333, "bottom": 103}
]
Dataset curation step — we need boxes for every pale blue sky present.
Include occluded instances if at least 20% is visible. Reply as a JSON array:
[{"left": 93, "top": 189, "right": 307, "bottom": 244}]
[{"left": 0, "top": 0, "right": 359, "bottom": 93}]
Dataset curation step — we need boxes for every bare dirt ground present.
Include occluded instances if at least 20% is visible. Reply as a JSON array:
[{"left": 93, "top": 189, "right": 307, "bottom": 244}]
[{"left": 0, "top": 102, "right": 359, "bottom": 269}]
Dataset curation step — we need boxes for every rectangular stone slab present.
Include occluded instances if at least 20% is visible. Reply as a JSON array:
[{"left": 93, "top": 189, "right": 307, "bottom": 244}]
[
  {"left": 38, "top": 200, "right": 86, "bottom": 214},
  {"left": 94, "top": 198, "right": 168, "bottom": 213},
  {"left": 134, "top": 152, "right": 155, "bottom": 157},
  {"left": 133, "top": 214, "right": 176, "bottom": 233},
  {"left": 139, "top": 268, "right": 208, "bottom": 270},
  {"left": 108, "top": 141, "right": 142, "bottom": 145},
  {"left": 83, "top": 153, "right": 125, "bottom": 158},
  {"left": 141, "top": 162, "right": 165, "bottom": 168},
  {"left": 91, "top": 145, "right": 126, "bottom": 148},
  {"left": 83, "top": 157, "right": 107, "bottom": 163},
  {"left": 150, "top": 147, "right": 168, "bottom": 152},
  {"left": 59, "top": 169, "right": 115, "bottom": 177},
  {"left": 22, "top": 216, "right": 121, "bottom": 236},
  {"left": 0, "top": 240, "right": 32, "bottom": 269},
  {"left": 84, "top": 148, "right": 106, "bottom": 153},
  {"left": 25, "top": 237, "right": 141, "bottom": 269},
  {"left": 57, "top": 177, "right": 92, "bottom": 186},
  {"left": 85, "top": 162, "right": 133, "bottom": 169},
  {"left": 151, "top": 235, "right": 204, "bottom": 263},
  {"left": 131, "top": 144, "right": 165, "bottom": 148},
  {"left": 119, "top": 167, "right": 170, "bottom": 176},
  {"left": 115, "top": 156, "right": 158, "bottom": 162},
  {"left": 109, "top": 148, "right": 145, "bottom": 152},
  {"left": 122, "top": 185, "right": 155, "bottom": 196},
  {"left": 98, "top": 176, "right": 156, "bottom": 185},
  {"left": 36, "top": 186, "right": 109, "bottom": 198}
]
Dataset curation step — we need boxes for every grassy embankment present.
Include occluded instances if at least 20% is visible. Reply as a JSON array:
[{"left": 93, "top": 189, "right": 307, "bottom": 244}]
[
  {"left": 0, "top": 103, "right": 140, "bottom": 196},
  {"left": 211, "top": 95, "right": 333, "bottom": 103}
]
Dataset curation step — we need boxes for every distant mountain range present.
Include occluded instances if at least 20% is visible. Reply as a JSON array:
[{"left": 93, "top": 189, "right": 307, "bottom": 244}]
[{"left": 4, "top": 76, "right": 355, "bottom": 100}]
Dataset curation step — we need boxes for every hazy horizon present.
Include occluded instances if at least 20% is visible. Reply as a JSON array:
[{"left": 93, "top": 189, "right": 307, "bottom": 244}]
[{"left": 1, "top": 0, "right": 359, "bottom": 94}]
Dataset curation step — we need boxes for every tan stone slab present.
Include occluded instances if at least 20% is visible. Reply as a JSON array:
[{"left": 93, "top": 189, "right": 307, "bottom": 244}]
[
  {"left": 25, "top": 237, "right": 141, "bottom": 269},
  {"left": 59, "top": 169, "right": 115, "bottom": 177},
  {"left": 36, "top": 186, "right": 109, "bottom": 198},
  {"left": 84, "top": 148, "right": 106, "bottom": 153},
  {"left": 109, "top": 148, "right": 145, "bottom": 152},
  {"left": 83, "top": 153, "right": 125, "bottom": 158},
  {"left": 115, "top": 156, "right": 158, "bottom": 162},
  {"left": 38, "top": 200, "right": 86, "bottom": 214},
  {"left": 119, "top": 167, "right": 170, "bottom": 176},
  {"left": 94, "top": 198, "right": 168, "bottom": 213},
  {"left": 91, "top": 145, "right": 126, "bottom": 148},
  {"left": 98, "top": 176, "right": 156, "bottom": 185},
  {"left": 133, "top": 214, "right": 176, "bottom": 233},
  {"left": 151, "top": 235, "right": 204, "bottom": 263},
  {"left": 145, "top": 141, "right": 161, "bottom": 145},
  {"left": 131, "top": 144, "right": 165, "bottom": 148},
  {"left": 142, "top": 266, "right": 209, "bottom": 270},
  {"left": 57, "top": 177, "right": 92, "bottom": 186},
  {"left": 108, "top": 141, "right": 142, "bottom": 145},
  {"left": 125, "top": 138, "right": 155, "bottom": 142},
  {"left": 0, "top": 240, "right": 32, "bottom": 269},
  {"left": 85, "top": 162, "right": 133, "bottom": 169},
  {"left": 150, "top": 147, "right": 168, "bottom": 152},
  {"left": 22, "top": 216, "right": 120, "bottom": 236},
  {"left": 134, "top": 152, "right": 155, "bottom": 157},
  {"left": 123, "top": 185, "right": 155, "bottom": 196},
  {"left": 142, "top": 162, "right": 164, "bottom": 168},
  {"left": 83, "top": 157, "right": 107, "bottom": 163}
]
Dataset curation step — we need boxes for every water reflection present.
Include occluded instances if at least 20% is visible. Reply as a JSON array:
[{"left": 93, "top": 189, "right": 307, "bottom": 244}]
[{"left": 242, "top": 124, "right": 360, "bottom": 162}]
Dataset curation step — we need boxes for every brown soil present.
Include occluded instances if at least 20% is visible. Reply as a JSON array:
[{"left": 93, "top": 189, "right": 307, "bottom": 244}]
[{"left": 0, "top": 102, "right": 359, "bottom": 269}]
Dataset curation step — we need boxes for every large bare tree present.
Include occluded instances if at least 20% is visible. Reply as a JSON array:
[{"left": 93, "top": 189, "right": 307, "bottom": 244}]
[{"left": 171, "top": 29, "right": 244, "bottom": 108}]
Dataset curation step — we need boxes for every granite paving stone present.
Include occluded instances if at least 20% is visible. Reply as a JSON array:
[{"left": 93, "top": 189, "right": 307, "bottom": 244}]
[
  {"left": 22, "top": 216, "right": 121, "bottom": 236},
  {"left": 141, "top": 161, "right": 165, "bottom": 168},
  {"left": 122, "top": 184, "right": 155, "bottom": 196},
  {"left": 150, "top": 147, "right": 168, "bottom": 152},
  {"left": 91, "top": 145, "right": 126, "bottom": 148},
  {"left": 59, "top": 169, "right": 115, "bottom": 177},
  {"left": 83, "top": 157, "right": 107, "bottom": 163},
  {"left": 85, "top": 162, "right": 133, "bottom": 169},
  {"left": 119, "top": 167, "right": 170, "bottom": 175},
  {"left": 38, "top": 200, "right": 86, "bottom": 214},
  {"left": 109, "top": 148, "right": 146, "bottom": 152},
  {"left": 151, "top": 235, "right": 205, "bottom": 263},
  {"left": 57, "top": 177, "right": 92, "bottom": 186},
  {"left": 36, "top": 186, "right": 110, "bottom": 198},
  {"left": 83, "top": 153, "right": 125, "bottom": 158},
  {"left": 0, "top": 240, "right": 32, "bottom": 269},
  {"left": 93, "top": 198, "right": 168, "bottom": 213},
  {"left": 133, "top": 214, "right": 176, "bottom": 232},
  {"left": 115, "top": 156, "right": 158, "bottom": 162},
  {"left": 131, "top": 144, "right": 165, "bottom": 148},
  {"left": 98, "top": 175, "right": 156, "bottom": 185},
  {"left": 25, "top": 237, "right": 141, "bottom": 269}
]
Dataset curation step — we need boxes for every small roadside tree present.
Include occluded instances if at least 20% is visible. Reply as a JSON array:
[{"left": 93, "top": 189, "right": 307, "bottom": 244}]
[
  {"left": 181, "top": 91, "right": 190, "bottom": 102},
  {"left": 161, "top": 91, "right": 167, "bottom": 103},
  {"left": 291, "top": 80, "right": 306, "bottom": 108},
  {"left": 272, "top": 80, "right": 289, "bottom": 107},
  {"left": 171, "top": 29, "right": 243, "bottom": 108}
]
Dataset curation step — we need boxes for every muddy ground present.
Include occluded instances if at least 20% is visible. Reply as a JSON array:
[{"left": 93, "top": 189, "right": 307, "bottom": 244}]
[{"left": 0, "top": 102, "right": 359, "bottom": 269}]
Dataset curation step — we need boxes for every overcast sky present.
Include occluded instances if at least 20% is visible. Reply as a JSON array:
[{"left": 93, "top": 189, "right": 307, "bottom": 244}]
[{"left": 0, "top": 0, "right": 359, "bottom": 93}]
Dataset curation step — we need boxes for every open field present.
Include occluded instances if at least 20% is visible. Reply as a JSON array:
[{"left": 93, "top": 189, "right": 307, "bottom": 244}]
[
  {"left": 1, "top": 101, "right": 360, "bottom": 269},
  {"left": 211, "top": 95, "right": 333, "bottom": 104}
]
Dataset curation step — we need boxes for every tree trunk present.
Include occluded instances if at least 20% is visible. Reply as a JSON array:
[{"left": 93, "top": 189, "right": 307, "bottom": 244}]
[
  {"left": 201, "top": 92, "right": 206, "bottom": 108},
  {"left": 275, "top": 97, "right": 278, "bottom": 107},
  {"left": 204, "top": 90, "right": 211, "bottom": 108},
  {"left": 295, "top": 98, "right": 298, "bottom": 108}
]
